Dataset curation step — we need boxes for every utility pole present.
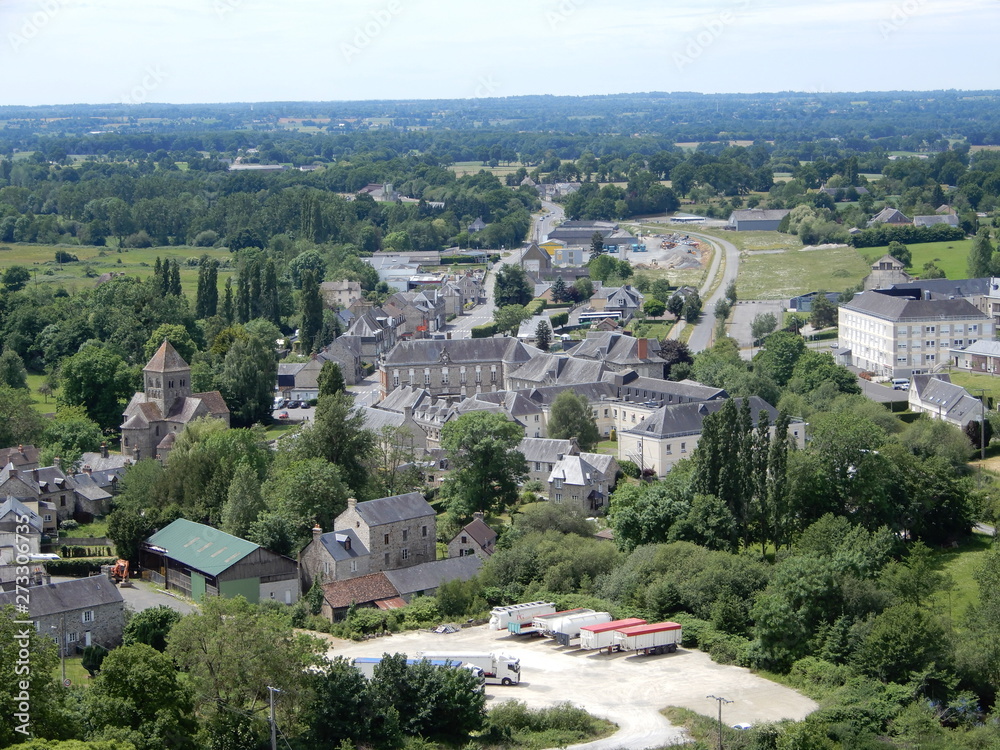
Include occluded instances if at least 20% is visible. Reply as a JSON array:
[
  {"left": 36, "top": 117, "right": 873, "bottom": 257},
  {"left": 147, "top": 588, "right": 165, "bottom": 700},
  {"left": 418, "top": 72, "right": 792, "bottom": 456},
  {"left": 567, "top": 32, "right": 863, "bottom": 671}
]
[
  {"left": 707, "top": 695, "right": 733, "bottom": 750},
  {"left": 267, "top": 686, "right": 281, "bottom": 750}
]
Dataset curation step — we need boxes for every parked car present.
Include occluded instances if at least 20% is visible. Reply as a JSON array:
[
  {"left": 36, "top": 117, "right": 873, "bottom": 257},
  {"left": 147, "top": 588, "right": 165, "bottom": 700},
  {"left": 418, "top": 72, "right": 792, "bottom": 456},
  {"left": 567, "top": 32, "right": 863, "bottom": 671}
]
[
  {"left": 288, "top": 400, "right": 301, "bottom": 408},
  {"left": 273, "top": 398, "right": 288, "bottom": 409},
  {"left": 277, "top": 411, "right": 289, "bottom": 419}
]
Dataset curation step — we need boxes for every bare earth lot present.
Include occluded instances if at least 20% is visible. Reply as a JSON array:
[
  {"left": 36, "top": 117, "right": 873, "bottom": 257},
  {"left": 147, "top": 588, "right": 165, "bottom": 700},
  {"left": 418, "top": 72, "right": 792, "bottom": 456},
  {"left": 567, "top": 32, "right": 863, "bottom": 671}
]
[{"left": 324, "top": 624, "right": 817, "bottom": 750}]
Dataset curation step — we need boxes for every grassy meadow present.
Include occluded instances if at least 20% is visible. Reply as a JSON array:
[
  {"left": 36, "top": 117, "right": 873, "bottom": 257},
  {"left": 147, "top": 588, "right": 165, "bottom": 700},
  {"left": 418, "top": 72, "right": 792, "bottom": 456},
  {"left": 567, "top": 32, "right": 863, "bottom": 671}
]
[
  {"left": 737, "top": 245, "right": 870, "bottom": 300},
  {"left": 858, "top": 238, "right": 974, "bottom": 280}
]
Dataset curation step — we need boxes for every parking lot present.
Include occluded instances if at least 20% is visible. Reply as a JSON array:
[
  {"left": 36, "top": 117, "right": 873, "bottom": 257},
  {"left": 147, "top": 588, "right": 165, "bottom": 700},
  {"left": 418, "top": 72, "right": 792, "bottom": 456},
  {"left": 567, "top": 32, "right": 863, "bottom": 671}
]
[{"left": 324, "top": 624, "right": 817, "bottom": 750}]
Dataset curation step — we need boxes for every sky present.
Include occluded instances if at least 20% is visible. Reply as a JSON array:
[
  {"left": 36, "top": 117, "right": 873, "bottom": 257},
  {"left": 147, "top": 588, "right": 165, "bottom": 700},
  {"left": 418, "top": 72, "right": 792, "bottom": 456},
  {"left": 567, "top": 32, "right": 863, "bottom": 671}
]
[{"left": 1, "top": 0, "right": 999, "bottom": 106}]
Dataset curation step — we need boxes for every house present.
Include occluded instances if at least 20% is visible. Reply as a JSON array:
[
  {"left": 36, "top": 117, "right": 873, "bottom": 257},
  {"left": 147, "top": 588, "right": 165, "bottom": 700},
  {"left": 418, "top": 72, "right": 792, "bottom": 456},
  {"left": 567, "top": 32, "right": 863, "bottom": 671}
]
[
  {"left": 838, "top": 290, "right": 994, "bottom": 377},
  {"left": 322, "top": 336, "right": 364, "bottom": 385},
  {"left": 505, "top": 353, "right": 608, "bottom": 392},
  {"left": 358, "top": 183, "right": 399, "bottom": 202},
  {"left": 908, "top": 374, "right": 984, "bottom": 429},
  {"left": 356, "top": 405, "right": 428, "bottom": 455},
  {"left": 547, "top": 452, "right": 619, "bottom": 514},
  {"left": 121, "top": 341, "right": 230, "bottom": 462},
  {"left": 142, "top": 519, "right": 299, "bottom": 604},
  {"left": 727, "top": 209, "right": 790, "bottom": 231},
  {"left": 867, "top": 207, "right": 912, "bottom": 227},
  {"left": 571, "top": 332, "right": 663, "bottom": 378},
  {"left": 346, "top": 308, "right": 402, "bottom": 360},
  {"left": 384, "top": 555, "right": 482, "bottom": 600},
  {"left": 617, "top": 396, "right": 805, "bottom": 477},
  {"left": 0, "top": 576, "right": 125, "bottom": 654},
  {"left": 589, "top": 285, "right": 645, "bottom": 320},
  {"left": 0, "top": 445, "right": 40, "bottom": 471},
  {"left": 379, "top": 337, "right": 538, "bottom": 398},
  {"left": 468, "top": 217, "right": 487, "bottom": 233},
  {"left": 0, "top": 497, "right": 42, "bottom": 564},
  {"left": 298, "top": 493, "right": 436, "bottom": 590},
  {"left": 384, "top": 290, "right": 448, "bottom": 339},
  {"left": 789, "top": 291, "right": 843, "bottom": 313},
  {"left": 951, "top": 339, "right": 1000, "bottom": 374},
  {"left": 518, "top": 242, "right": 553, "bottom": 276},
  {"left": 913, "top": 214, "right": 960, "bottom": 228},
  {"left": 519, "top": 438, "right": 580, "bottom": 484},
  {"left": 0, "top": 463, "right": 109, "bottom": 526},
  {"left": 320, "top": 280, "right": 363, "bottom": 309},
  {"left": 447, "top": 512, "right": 497, "bottom": 558}
]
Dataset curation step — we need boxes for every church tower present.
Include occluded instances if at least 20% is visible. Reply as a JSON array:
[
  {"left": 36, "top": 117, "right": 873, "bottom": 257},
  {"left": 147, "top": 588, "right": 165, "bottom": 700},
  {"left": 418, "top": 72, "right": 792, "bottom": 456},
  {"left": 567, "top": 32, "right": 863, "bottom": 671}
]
[{"left": 143, "top": 340, "right": 192, "bottom": 416}]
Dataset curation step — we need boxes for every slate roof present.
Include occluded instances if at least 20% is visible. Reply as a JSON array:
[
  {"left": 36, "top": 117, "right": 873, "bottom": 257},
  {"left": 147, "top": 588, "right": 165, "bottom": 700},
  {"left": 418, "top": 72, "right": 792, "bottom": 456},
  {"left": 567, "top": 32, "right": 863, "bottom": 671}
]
[
  {"left": 518, "top": 381, "right": 619, "bottom": 406},
  {"left": 460, "top": 517, "right": 496, "bottom": 548},
  {"left": 357, "top": 406, "right": 407, "bottom": 431},
  {"left": 572, "top": 332, "right": 659, "bottom": 365},
  {"left": 383, "top": 338, "right": 535, "bottom": 367},
  {"left": 321, "top": 572, "right": 399, "bottom": 609},
  {"left": 0, "top": 576, "right": 123, "bottom": 617},
  {"left": 354, "top": 492, "right": 434, "bottom": 527},
  {"left": 842, "top": 290, "right": 988, "bottom": 322},
  {"left": 867, "top": 207, "right": 911, "bottom": 226},
  {"left": 377, "top": 387, "right": 432, "bottom": 414},
  {"left": 78, "top": 452, "right": 130, "bottom": 473},
  {"left": 548, "top": 453, "right": 614, "bottom": 487},
  {"left": 518, "top": 438, "right": 578, "bottom": 464},
  {"left": 144, "top": 340, "right": 189, "bottom": 372},
  {"left": 620, "top": 377, "right": 727, "bottom": 403},
  {"left": 69, "top": 473, "right": 112, "bottom": 503},
  {"left": 318, "top": 528, "right": 369, "bottom": 562},
  {"left": 0, "top": 445, "right": 39, "bottom": 469},
  {"left": 145, "top": 519, "right": 258, "bottom": 576},
  {"left": 510, "top": 353, "right": 607, "bottom": 386},
  {"left": 914, "top": 214, "right": 960, "bottom": 227},
  {"left": 729, "top": 209, "right": 791, "bottom": 222},
  {"left": 383, "top": 556, "right": 482, "bottom": 596},
  {"left": 0, "top": 497, "right": 42, "bottom": 533},
  {"left": 579, "top": 452, "right": 617, "bottom": 477},
  {"left": 0, "top": 465, "right": 70, "bottom": 495},
  {"left": 885, "top": 278, "right": 991, "bottom": 299},
  {"left": 623, "top": 396, "right": 781, "bottom": 439},
  {"left": 952, "top": 339, "right": 1000, "bottom": 357},
  {"left": 910, "top": 375, "right": 983, "bottom": 424}
]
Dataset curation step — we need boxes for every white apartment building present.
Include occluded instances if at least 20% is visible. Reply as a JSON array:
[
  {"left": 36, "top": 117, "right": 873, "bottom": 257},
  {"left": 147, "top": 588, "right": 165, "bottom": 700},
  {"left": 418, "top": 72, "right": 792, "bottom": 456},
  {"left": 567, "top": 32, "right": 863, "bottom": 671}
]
[{"left": 839, "top": 291, "right": 994, "bottom": 378}]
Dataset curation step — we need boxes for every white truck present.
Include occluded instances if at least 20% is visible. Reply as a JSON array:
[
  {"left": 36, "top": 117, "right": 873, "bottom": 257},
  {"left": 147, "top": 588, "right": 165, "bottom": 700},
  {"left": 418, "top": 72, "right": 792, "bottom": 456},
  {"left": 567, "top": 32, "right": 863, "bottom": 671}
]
[
  {"left": 552, "top": 611, "right": 613, "bottom": 646},
  {"left": 351, "top": 656, "right": 485, "bottom": 682},
  {"left": 508, "top": 607, "right": 591, "bottom": 636},
  {"left": 612, "top": 621, "right": 683, "bottom": 655},
  {"left": 415, "top": 650, "right": 521, "bottom": 685},
  {"left": 579, "top": 618, "right": 647, "bottom": 652},
  {"left": 488, "top": 601, "right": 556, "bottom": 631}
]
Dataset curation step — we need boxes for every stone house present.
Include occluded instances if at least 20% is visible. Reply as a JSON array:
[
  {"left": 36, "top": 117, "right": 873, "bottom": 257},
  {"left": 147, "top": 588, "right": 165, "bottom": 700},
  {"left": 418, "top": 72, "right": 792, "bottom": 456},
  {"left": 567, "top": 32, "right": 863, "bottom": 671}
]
[
  {"left": 863, "top": 255, "right": 915, "bottom": 291},
  {"left": 447, "top": 512, "right": 497, "bottom": 559},
  {"left": 0, "top": 497, "right": 42, "bottom": 564},
  {"left": 546, "top": 453, "right": 619, "bottom": 514},
  {"left": 0, "top": 577, "right": 125, "bottom": 654},
  {"left": 384, "top": 290, "right": 447, "bottom": 339},
  {"left": 571, "top": 332, "right": 664, "bottom": 378},
  {"left": 867, "top": 207, "right": 911, "bottom": 227},
  {"left": 519, "top": 438, "right": 580, "bottom": 484},
  {"left": 951, "top": 339, "right": 1000, "bottom": 374},
  {"left": 0, "top": 463, "right": 109, "bottom": 525},
  {"left": 588, "top": 286, "right": 645, "bottom": 320},
  {"left": 320, "top": 280, "right": 363, "bottom": 309},
  {"left": 346, "top": 308, "right": 403, "bottom": 360},
  {"left": 0, "top": 445, "right": 40, "bottom": 471},
  {"left": 299, "top": 492, "right": 436, "bottom": 590},
  {"left": 121, "top": 341, "right": 230, "bottom": 462}
]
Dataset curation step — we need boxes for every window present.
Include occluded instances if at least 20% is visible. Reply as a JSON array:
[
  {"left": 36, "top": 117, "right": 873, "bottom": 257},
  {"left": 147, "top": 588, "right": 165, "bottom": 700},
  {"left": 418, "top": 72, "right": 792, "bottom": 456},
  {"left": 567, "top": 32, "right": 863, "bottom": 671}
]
[
  {"left": 970, "top": 325, "right": 979, "bottom": 333},
  {"left": 554, "top": 493, "right": 562, "bottom": 502},
  {"left": 422, "top": 525, "right": 428, "bottom": 537},
  {"left": 535, "top": 461, "right": 541, "bottom": 470},
  {"left": 401, "top": 548, "right": 409, "bottom": 560},
  {"left": 383, "top": 533, "right": 389, "bottom": 544},
  {"left": 180, "top": 379, "right": 186, "bottom": 387},
  {"left": 925, "top": 341, "right": 936, "bottom": 347},
  {"left": 350, "top": 560, "right": 358, "bottom": 572},
  {"left": 393, "top": 372, "right": 399, "bottom": 387},
  {"left": 82, "top": 610, "right": 94, "bottom": 623},
  {"left": 681, "top": 442, "right": 687, "bottom": 453},
  {"left": 44, "top": 514, "right": 52, "bottom": 522},
  {"left": 604, "top": 409, "right": 609, "bottom": 417},
  {"left": 461, "top": 535, "right": 468, "bottom": 544},
  {"left": 554, "top": 479, "right": 563, "bottom": 489},
  {"left": 613, "top": 409, "right": 618, "bottom": 418},
  {"left": 384, "top": 553, "right": 390, "bottom": 566},
  {"left": 441, "top": 369, "right": 449, "bottom": 386},
  {"left": 665, "top": 444, "right": 672, "bottom": 454},
  {"left": 402, "top": 529, "right": 408, "bottom": 542},
  {"left": 323, "top": 561, "right": 330, "bottom": 574},
  {"left": 534, "top": 414, "right": 540, "bottom": 422},
  {"left": 60, "top": 495, "right": 66, "bottom": 507},
  {"left": 424, "top": 370, "right": 431, "bottom": 385},
  {"left": 491, "top": 369, "right": 497, "bottom": 383},
  {"left": 925, "top": 326, "right": 936, "bottom": 333},
  {"left": 67, "top": 632, "right": 78, "bottom": 643}
]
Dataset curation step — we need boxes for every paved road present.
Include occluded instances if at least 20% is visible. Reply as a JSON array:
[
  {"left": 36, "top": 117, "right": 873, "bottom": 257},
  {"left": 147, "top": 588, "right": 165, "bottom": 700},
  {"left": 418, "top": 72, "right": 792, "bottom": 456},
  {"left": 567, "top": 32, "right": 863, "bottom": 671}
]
[
  {"left": 729, "top": 300, "right": 786, "bottom": 351},
  {"left": 324, "top": 624, "right": 816, "bottom": 750},
  {"left": 675, "top": 231, "right": 740, "bottom": 353}
]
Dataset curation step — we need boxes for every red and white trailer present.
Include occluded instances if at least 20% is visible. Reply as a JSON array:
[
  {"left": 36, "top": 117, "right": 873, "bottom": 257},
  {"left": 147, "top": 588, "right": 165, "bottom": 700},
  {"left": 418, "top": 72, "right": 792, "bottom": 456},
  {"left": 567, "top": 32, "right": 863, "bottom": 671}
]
[
  {"left": 612, "top": 621, "right": 683, "bottom": 655},
  {"left": 578, "top": 618, "right": 647, "bottom": 652}
]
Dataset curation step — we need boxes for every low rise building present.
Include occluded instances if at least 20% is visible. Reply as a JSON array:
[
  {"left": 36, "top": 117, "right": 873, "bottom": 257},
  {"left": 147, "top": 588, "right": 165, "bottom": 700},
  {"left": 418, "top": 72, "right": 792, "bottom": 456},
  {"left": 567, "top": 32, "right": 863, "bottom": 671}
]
[
  {"left": 547, "top": 452, "right": 619, "bottom": 514},
  {"left": 951, "top": 339, "right": 1000, "bottom": 374},
  {"left": 447, "top": 512, "right": 496, "bottom": 558},
  {"left": 319, "top": 280, "right": 363, "bottom": 309},
  {"left": 727, "top": 209, "right": 790, "bottom": 231},
  {"left": 908, "top": 374, "right": 985, "bottom": 429}
]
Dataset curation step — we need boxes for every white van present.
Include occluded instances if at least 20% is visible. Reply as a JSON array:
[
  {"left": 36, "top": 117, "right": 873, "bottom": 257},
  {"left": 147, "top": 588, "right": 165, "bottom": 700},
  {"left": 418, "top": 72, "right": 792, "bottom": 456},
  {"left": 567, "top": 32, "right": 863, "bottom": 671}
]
[{"left": 891, "top": 378, "right": 910, "bottom": 391}]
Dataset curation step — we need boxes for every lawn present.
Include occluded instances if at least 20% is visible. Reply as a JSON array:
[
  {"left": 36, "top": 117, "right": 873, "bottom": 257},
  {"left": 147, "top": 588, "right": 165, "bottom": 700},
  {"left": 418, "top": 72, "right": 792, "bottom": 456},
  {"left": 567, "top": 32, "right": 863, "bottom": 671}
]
[
  {"left": 25, "top": 372, "right": 58, "bottom": 415},
  {"left": 697, "top": 228, "right": 805, "bottom": 253},
  {"left": 52, "top": 655, "right": 93, "bottom": 688},
  {"left": 263, "top": 422, "right": 301, "bottom": 442},
  {"left": 928, "top": 533, "right": 993, "bottom": 624},
  {"left": 0, "top": 243, "right": 235, "bottom": 300},
  {"left": 737, "top": 246, "right": 870, "bottom": 300},
  {"left": 858, "top": 238, "right": 974, "bottom": 280},
  {"left": 944, "top": 369, "right": 1000, "bottom": 404}
]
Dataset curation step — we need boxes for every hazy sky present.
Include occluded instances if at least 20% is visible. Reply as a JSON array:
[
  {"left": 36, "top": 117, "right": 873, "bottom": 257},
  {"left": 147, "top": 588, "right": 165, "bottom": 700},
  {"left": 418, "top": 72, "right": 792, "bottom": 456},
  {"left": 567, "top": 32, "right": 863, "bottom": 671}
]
[{"left": 2, "top": 0, "right": 998, "bottom": 106}]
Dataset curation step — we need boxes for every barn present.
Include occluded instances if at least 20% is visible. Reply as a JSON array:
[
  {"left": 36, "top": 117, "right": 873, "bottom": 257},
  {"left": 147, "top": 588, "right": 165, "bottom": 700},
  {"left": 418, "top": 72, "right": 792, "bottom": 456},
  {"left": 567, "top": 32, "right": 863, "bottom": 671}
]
[{"left": 141, "top": 518, "right": 299, "bottom": 604}]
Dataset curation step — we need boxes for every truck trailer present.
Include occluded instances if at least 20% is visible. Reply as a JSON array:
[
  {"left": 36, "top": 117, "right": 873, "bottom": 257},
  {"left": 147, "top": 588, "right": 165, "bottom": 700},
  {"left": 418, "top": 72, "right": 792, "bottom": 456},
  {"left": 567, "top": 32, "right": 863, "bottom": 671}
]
[
  {"left": 612, "top": 621, "right": 683, "bottom": 655},
  {"left": 509, "top": 607, "right": 592, "bottom": 636},
  {"left": 415, "top": 650, "right": 521, "bottom": 685},
  {"left": 352, "top": 657, "right": 484, "bottom": 683},
  {"left": 579, "top": 618, "right": 647, "bottom": 652},
  {"left": 552, "top": 611, "right": 613, "bottom": 646},
  {"left": 488, "top": 601, "right": 556, "bottom": 631},
  {"left": 521, "top": 608, "right": 594, "bottom": 637}
]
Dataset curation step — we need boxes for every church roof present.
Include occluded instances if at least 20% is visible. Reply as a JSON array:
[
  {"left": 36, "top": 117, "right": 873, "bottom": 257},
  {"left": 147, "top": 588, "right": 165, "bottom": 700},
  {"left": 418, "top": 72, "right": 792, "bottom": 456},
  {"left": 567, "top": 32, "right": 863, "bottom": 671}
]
[{"left": 144, "top": 340, "right": 190, "bottom": 372}]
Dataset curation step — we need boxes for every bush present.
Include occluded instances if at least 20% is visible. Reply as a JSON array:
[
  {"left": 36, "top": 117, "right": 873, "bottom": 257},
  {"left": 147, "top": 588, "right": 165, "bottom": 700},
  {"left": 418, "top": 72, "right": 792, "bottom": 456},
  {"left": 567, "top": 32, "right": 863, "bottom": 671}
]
[
  {"left": 849, "top": 223, "right": 965, "bottom": 248},
  {"left": 193, "top": 230, "right": 219, "bottom": 247},
  {"left": 550, "top": 311, "right": 569, "bottom": 328},
  {"left": 618, "top": 460, "right": 639, "bottom": 479},
  {"left": 59, "top": 519, "right": 80, "bottom": 531},
  {"left": 46, "top": 557, "right": 116, "bottom": 576},
  {"left": 123, "top": 230, "right": 154, "bottom": 248},
  {"left": 54, "top": 250, "right": 78, "bottom": 263},
  {"left": 471, "top": 323, "right": 497, "bottom": 338}
]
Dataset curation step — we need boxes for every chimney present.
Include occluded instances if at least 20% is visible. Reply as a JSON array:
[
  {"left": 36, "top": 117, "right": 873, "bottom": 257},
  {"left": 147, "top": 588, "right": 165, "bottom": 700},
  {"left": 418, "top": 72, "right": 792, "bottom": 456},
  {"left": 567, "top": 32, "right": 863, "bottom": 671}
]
[
  {"left": 312, "top": 524, "right": 323, "bottom": 542},
  {"left": 17, "top": 444, "right": 23, "bottom": 455},
  {"left": 556, "top": 453, "right": 564, "bottom": 461},
  {"left": 348, "top": 497, "right": 357, "bottom": 511},
  {"left": 101, "top": 442, "right": 109, "bottom": 459},
  {"left": 472, "top": 511, "right": 484, "bottom": 521},
  {"left": 403, "top": 405, "right": 413, "bottom": 421},
  {"left": 53, "top": 457, "right": 61, "bottom": 470},
  {"left": 638, "top": 338, "right": 648, "bottom": 360}
]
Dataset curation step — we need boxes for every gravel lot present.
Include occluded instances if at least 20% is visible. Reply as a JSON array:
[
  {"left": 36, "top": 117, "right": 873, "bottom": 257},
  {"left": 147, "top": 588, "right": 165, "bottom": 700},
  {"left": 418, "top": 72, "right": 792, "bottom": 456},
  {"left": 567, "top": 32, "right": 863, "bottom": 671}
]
[{"left": 324, "top": 624, "right": 817, "bottom": 750}]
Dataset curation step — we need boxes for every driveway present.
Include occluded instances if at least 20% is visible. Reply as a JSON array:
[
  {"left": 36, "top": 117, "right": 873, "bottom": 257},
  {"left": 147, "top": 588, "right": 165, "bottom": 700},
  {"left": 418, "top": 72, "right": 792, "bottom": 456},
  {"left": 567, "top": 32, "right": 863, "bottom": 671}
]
[
  {"left": 118, "top": 578, "right": 196, "bottom": 615},
  {"left": 324, "top": 625, "right": 816, "bottom": 750}
]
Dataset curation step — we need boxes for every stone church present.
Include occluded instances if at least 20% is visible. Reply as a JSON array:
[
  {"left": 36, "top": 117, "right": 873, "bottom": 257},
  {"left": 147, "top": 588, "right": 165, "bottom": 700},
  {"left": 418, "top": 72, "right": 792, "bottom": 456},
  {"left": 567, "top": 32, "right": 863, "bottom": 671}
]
[{"left": 121, "top": 340, "right": 230, "bottom": 462}]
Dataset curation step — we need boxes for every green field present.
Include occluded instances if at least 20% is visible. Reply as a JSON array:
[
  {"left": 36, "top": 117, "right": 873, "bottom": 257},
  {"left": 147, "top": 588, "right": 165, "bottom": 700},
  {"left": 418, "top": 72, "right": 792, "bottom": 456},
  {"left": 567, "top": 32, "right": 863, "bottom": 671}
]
[
  {"left": 697, "top": 228, "right": 804, "bottom": 253},
  {"left": 0, "top": 243, "right": 235, "bottom": 299},
  {"left": 929, "top": 533, "right": 993, "bottom": 624},
  {"left": 25, "top": 373, "right": 58, "bottom": 415},
  {"left": 858, "top": 238, "right": 974, "bottom": 280},
  {"left": 737, "top": 246, "right": 870, "bottom": 300},
  {"left": 449, "top": 161, "right": 522, "bottom": 177},
  {"left": 943, "top": 369, "right": 1000, "bottom": 404}
]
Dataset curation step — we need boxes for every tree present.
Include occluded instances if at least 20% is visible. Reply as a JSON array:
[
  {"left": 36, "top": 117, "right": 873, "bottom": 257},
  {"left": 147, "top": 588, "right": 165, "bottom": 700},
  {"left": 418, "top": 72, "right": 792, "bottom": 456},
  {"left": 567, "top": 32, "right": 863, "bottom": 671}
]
[
  {"left": 683, "top": 290, "right": 702, "bottom": 323},
  {"left": 493, "top": 304, "right": 530, "bottom": 335},
  {"left": 968, "top": 228, "right": 995, "bottom": 278},
  {"left": 574, "top": 277, "right": 594, "bottom": 301},
  {"left": 750, "top": 312, "right": 778, "bottom": 343},
  {"left": 59, "top": 345, "right": 135, "bottom": 431},
  {"left": 142, "top": 324, "right": 197, "bottom": 365},
  {"left": 547, "top": 389, "right": 600, "bottom": 451},
  {"left": 317, "top": 360, "right": 346, "bottom": 398},
  {"left": 122, "top": 605, "right": 181, "bottom": 652},
  {"left": 753, "top": 331, "right": 806, "bottom": 387},
  {"left": 220, "top": 461, "right": 266, "bottom": 538},
  {"left": 659, "top": 339, "right": 693, "bottom": 378},
  {"left": 296, "top": 392, "right": 375, "bottom": 497},
  {"left": 195, "top": 257, "right": 219, "bottom": 319},
  {"left": 441, "top": 411, "right": 527, "bottom": 518},
  {"left": 725, "top": 280, "right": 738, "bottom": 305},
  {"left": 810, "top": 293, "right": 838, "bottom": 329},
  {"left": 550, "top": 276, "right": 568, "bottom": 303},
  {"left": 218, "top": 334, "right": 277, "bottom": 428},
  {"left": 667, "top": 292, "right": 685, "bottom": 319},
  {"left": 305, "top": 657, "right": 383, "bottom": 748},
  {"left": 535, "top": 318, "right": 552, "bottom": 351},
  {"left": 0, "top": 605, "right": 63, "bottom": 746},
  {"left": 887, "top": 240, "right": 911, "bottom": 268},
  {"left": 0, "top": 350, "right": 28, "bottom": 389},
  {"left": 86, "top": 644, "right": 196, "bottom": 750},
  {"left": 299, "top": 268, "right": 323, "bottom": 354},
  {"left": 40, "top": 405, "right": 103, "bottom": 468},
  {"left": 3, "top": 265, "right": 31, "bottom": 292},
  {"left": 262, "top": 456, "right": 348, "bottom": 540},
  {"left": 714, "top": 298, "right": 731, "bottom": 321},
  {"left": 854, "top": 603, "right": 950, "bottom": 685},
  {"left": 644, "top": 298, "right": 667, "bottom": 318},
  {"left": 590, "top": 231, "right": 605, "bottom": 256},
  {"left": 493, "top": 264, "right": 532, "bottom": 308},
  {"left": 364, "top": 425, "right": 422, "bottom": 499}
]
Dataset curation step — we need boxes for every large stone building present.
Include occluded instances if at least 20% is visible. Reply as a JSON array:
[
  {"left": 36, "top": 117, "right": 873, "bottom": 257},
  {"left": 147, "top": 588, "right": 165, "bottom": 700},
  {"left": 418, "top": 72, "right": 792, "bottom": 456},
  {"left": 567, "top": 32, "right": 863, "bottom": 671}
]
[
  {"left": 121, "top": 341, "right": 230, "bottom": 461},
  {"left": 299, "top": 492, "right": 437, "bottom": 590},
  {"left": 838, "top": 290, "right": 994, "bottom": 378}
]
